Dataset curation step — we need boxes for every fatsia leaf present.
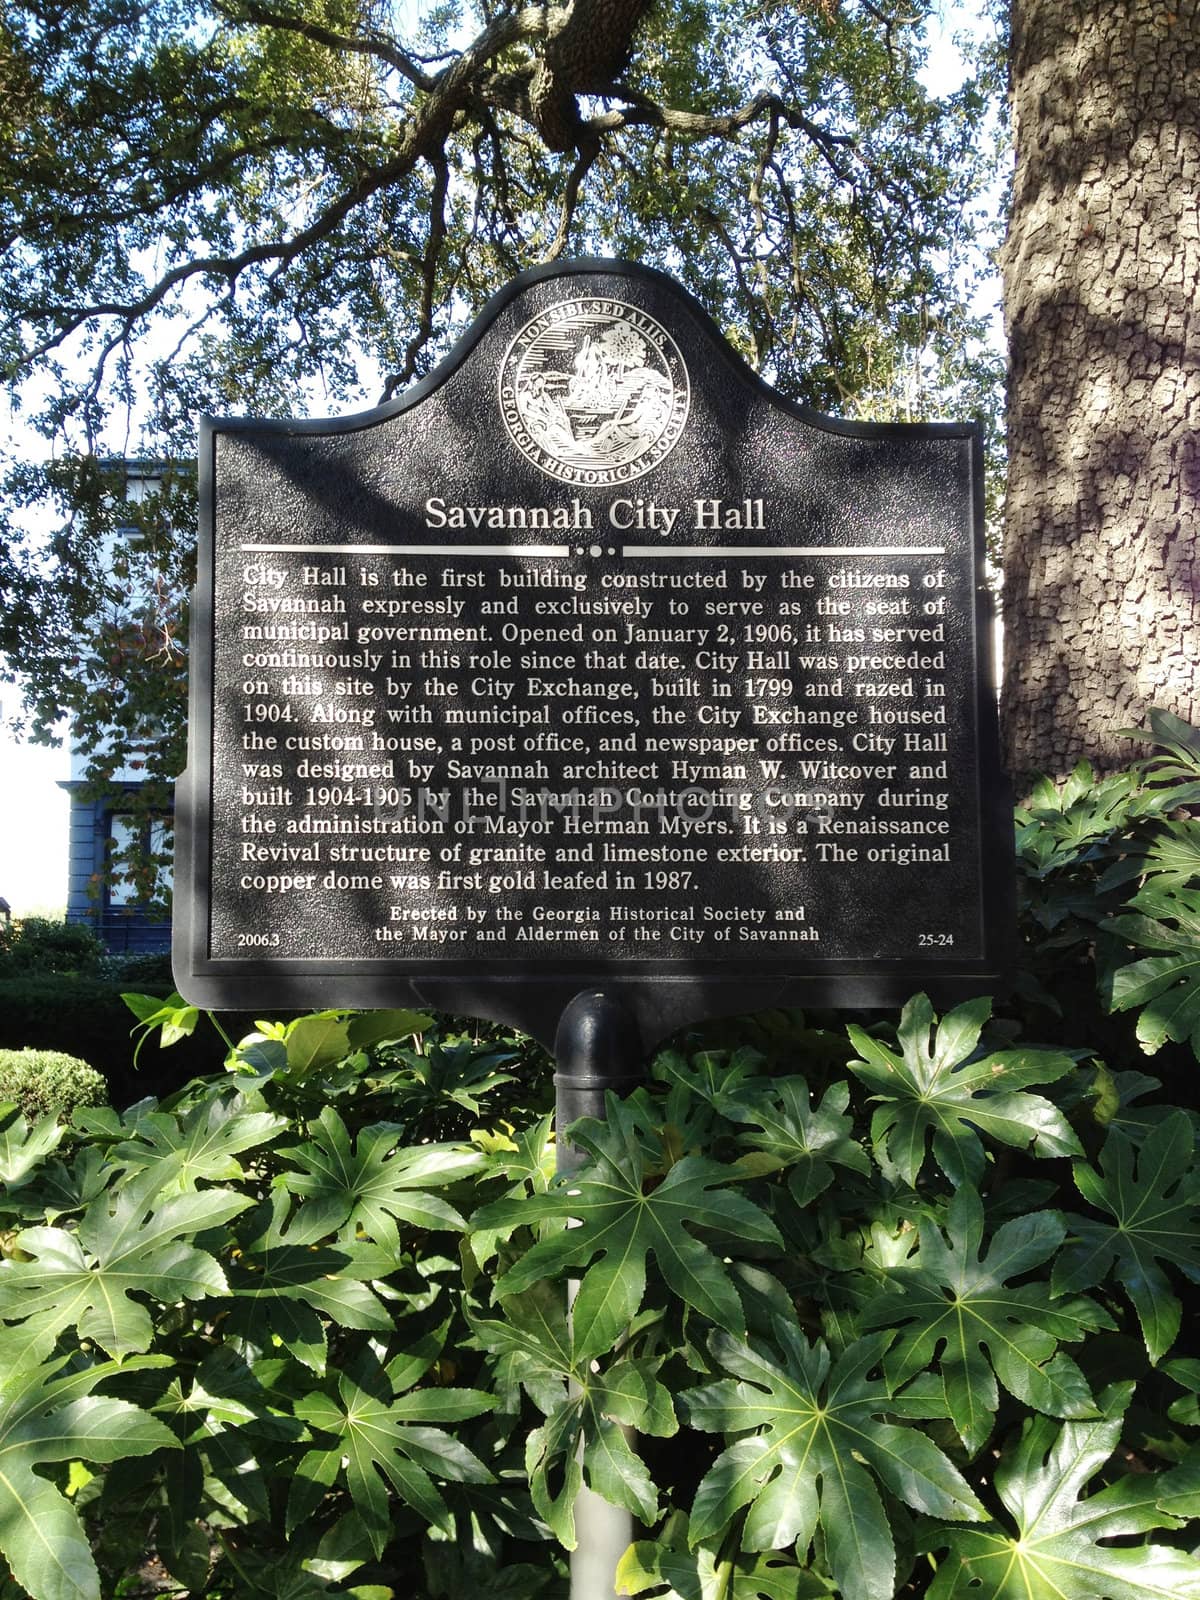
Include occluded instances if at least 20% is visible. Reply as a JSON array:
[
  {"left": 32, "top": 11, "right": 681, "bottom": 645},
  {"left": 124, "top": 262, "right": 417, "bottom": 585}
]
[
  {"left": 617, "top": 1516, "right": 830, "bottom": 1600},
  {"left": 1103, "top": 886, "right": 1200, "bottom": 1057},
  {"left": 861, "top": 1186, "right": 1110, "bottom": 1453},
  {"left": 0, "top": 1165, "right": 251, "bottom": 1356},
  {"left": 651, "top": 1046, "right": 766, "bottom": 1111},
  {"left": 1053, "top": 1111, "right": 1200, "bottom": 1362},
  {"left": 153, "top": 1346, "right": 305, "bottom": 1526},
  {"left": 278, "top": 1106, "right": 484, "bottom": 1249},
  {"left": 846, "top": 994, "right": 1081, "bottom": 1186},
  {"left": 474, "top": 1113, "right": 555, "bottom": 1194},
  {"left": 471, "top": 1098, "right": 782, "bottom": 1359},
  {"left": 471, "top": 1281, "right": 676, "bottom": 1546},
  {"left": 214, "top": 1190, "right": 393, "bottom": 1372},
  {"left": 347, "top": 1009, "right": 433, "bottom": 1051},
  {"left": 468, "top": 1114, "right": 555, "bottom": 1266},
  {"left": 109, "top": 1093, "right": 287, "bottom": 1191},
  {"left": 683, "top": 1325, "right": 985, "bottom": 1600},
  {"left": 281, "top": 1012, "right": 356, "bottom": 1075},
  {"left": 651, "top": 1046, "right": 769, "bottom": 1153},
  {"left": 925, "top": 1385, "right": 1200, "bottom": 1599},
  {"left": 0, "top": 1103, "right": 64, "bottom": 1189},
  {"left": 725, "top": 1077, "right": 870, "bottom": 1202},
  {"left": 0, "top": 1353, "right": 178, "bottom": 1600},
  {"left": 290, "top": 1346, "right": 494, "bottom": 1557},
  {"left": 367, "top": 1039, "right": 517, "bottom": 1123}
]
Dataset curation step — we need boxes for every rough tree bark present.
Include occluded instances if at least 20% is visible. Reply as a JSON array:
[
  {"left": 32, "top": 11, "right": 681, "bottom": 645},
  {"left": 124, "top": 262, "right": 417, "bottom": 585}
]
[{"left": 1001, "top": 0, "right": 1200, "bottom": 785}]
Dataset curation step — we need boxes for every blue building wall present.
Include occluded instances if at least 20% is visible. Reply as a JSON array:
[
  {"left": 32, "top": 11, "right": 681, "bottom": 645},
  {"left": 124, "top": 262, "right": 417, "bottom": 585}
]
[{"left": 61, "top": 781, "right": 172, "bottom": 954}]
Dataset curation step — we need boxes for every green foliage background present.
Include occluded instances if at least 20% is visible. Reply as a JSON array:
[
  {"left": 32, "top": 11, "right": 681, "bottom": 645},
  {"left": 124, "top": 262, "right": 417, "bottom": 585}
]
[{"left": 3, "top": 714, "right": 1200, "bottom": 1599}]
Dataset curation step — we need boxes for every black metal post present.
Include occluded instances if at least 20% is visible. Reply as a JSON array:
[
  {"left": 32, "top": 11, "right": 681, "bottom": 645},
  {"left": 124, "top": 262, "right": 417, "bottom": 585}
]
[
  {"left": 553, "top": 990, "right": 643, "bottom": 1600},
  {"left": 554, "top": 990, "right": 643, "bottom": 1176}
]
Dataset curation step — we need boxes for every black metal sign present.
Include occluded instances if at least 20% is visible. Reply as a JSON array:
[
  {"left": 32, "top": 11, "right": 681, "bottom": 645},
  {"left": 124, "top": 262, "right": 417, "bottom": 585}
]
[{"left": 174, "top": 260, "right": 1013, "bottom": 1046}]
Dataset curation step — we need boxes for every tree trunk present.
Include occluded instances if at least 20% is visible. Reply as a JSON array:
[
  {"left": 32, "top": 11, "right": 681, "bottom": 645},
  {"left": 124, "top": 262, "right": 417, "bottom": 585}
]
[{"left": 1001, "top": 0, "right": 1200, "bottom": 787}]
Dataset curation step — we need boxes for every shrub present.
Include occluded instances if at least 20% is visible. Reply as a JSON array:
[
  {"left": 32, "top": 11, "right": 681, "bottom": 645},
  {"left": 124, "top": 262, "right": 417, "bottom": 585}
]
[
  {"left": 0, "top": 982, "right": 1195, "bottom": 1600},
  {"left": 0, "top": 915, "right": 106, "bottom": 976},
  {"left": 0, "top": 975, "right": 204, "bottom": 1103},
  {"left": 0, "top": 1047, "right": 108, "bottom": 1120}
]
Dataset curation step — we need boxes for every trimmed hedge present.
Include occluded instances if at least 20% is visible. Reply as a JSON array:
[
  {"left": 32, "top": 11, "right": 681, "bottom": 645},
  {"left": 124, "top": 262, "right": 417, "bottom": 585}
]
[
  {"left": 0, "top": 976, "right": 259, "bottom": 1108},
  {"left": 0, "top": 1047, "right": 108, "bottom": 1120}
]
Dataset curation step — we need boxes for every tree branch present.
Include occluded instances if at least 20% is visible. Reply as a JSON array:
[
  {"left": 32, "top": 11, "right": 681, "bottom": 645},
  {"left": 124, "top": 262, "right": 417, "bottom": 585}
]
[
  {"left": 213, "top": 0, "right": 436, "bottom": 91},
  {"left": 5, "top": 5, "right": 551, "bottom": 381},
  {"left": 379, "top": 153, "right": 450, "bottom": 402},
  {"left": 540, "top": 132, "right": 601, "bottom": 262}
]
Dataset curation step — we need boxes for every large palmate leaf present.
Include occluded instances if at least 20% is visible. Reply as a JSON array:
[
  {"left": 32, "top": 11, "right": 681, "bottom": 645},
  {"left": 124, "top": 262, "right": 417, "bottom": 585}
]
[
  {"left": 110, "top": 1093, "right": 288, "bottom": 1191},
  {"left": 153, "top": 1346, "right": 306, "bottom": 1533},
  {"left": 846, "top": 994, "right": 1081, "bottom": 1186},
  {"left": 725, "top": 1077, "right": 871, "bottom": 1203},
  {"left": 1098, "top": 818, "right": 1200, "bottom": 895},
  {"left": 683, "top": 1325, "right": 984, "bottom": 1600},
  {"left": 289, "top": 1345, "right": 494, "bottom": 1557},
  {"left": 652, "top": 1046, "right": 766, "bottom": 1113},
  {"left": 1103, "top": 884, "right": 1200, "bottom": 1057},
  {"left": 1052, "top": 1111, "right": 1200, "bottom": 1362},
  {"left": 214, "top": 1190, "right": 394, "bottom": 1372},
  {"left": 278, "top": 1106, "right": 484, "bottom": 1250},
  {"left": 474, "top": 1113, "right": 556, "bottom": 1195},
  {"left": 0, "top": 1104, "right": 64, "bottom": 1192},
  {"left": 369, "top": 1037, "right": 519, "bottom": 1124},
  {"left": 0, "top": 1353, "right": 177, "bottom": 1600},
  {"left": 469, "top": 1114, "right": 555, "bottom": 1266},
  {"left": 472, "top": 1280, "right": 677, "bottom": 1546},
  {"left": 649, "top": 1046, "right": 769, "bottom": 1154},
  {"left": 0, "top": 1165, "right": 250, "bottom": 1356},
  {"left": 471, "top": 1098, "right": 782, "bottom": 1359},
  {"left": 861, "top": 1186, "right": 1109, "bottom": 1452},
  {"left": 926, "top": 1386, "right": 1200, "bottom": 1599},
  {"left": 617, "top": 1515, "right": 830, "bottom": 1600}
]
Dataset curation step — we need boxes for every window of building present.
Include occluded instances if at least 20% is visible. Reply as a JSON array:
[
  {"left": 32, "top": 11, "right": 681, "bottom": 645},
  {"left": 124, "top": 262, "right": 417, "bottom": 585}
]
[{"left": 106, "top": 813, "right": 171, "bottom": 907}]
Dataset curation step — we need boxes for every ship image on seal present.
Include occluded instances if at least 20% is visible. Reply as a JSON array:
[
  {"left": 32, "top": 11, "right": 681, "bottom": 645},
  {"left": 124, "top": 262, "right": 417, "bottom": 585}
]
[{"left": 499, "top": 299, "right": 690, "bottom": 486}]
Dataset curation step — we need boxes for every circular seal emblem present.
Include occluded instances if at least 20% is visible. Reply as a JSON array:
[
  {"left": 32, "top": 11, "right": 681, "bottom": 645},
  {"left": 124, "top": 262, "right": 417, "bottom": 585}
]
[{"left": 499, "top": 298, "right": 690, "bottom": 486}]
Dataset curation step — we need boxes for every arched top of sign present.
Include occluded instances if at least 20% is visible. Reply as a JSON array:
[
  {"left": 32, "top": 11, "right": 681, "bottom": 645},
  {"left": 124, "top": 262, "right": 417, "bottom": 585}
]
[{"left": 201, "top": 258, "right": 976, "bottom": 446}]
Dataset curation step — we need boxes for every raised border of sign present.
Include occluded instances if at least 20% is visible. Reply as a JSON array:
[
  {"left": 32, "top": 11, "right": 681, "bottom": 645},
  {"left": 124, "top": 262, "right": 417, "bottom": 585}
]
[{"left": 174, "top": 257, "right": 1014, "bottom": 1049}]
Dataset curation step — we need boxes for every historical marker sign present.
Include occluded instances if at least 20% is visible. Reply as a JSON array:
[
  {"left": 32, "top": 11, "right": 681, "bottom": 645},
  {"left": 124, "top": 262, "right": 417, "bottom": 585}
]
[{"left": 174, "top": 260, "right": 1013, "bottom": 1045}]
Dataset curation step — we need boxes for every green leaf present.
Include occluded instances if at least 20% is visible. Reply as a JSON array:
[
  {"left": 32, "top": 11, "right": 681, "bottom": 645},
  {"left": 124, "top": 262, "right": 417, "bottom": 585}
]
[
  {"left": 0, "top": 1353, "right": 178, "bottom": 1600},
  {"left": 925, "top": 1387, "right": 1200, "bottom": 1598},
  {"left": 1053, "top": 1112, "right": 1200, "bottom": 1362},
  {"left": 153, "top": 1346, "right": 305, "bottom": 1528},
  {"left": 617, "top": 1516, "right": 830, "bottom": 1600},
  {"left": 0, "top": 1104, "right": 64, "bottom": 1189},
  {"left": 278, "top": 1106, "right": 484, "bottom": 1250},
  {"left": 1103, "top": 887, "right": 1200, "bottom": 1057},
  {"left": 282, "top": 1012, "right": 356, "bottom": 1075},
  {"left": 110, "top": 1093, "right": 288, "bottom": 1191},
  {"left": 121, "top": 990, "right": 200, "bottom": 1064},
  {"left": 861, "top": 1186, "right": 1110, "bottom": 1452},
  {"left": 291, "top": 1346, "right": 494, "bottom": 1557},
  {"left": 683, "top": 1326, "right": 984, "bottom": 1600},
  {"left": 471, "top": 1098, "right": 782, "bottom": 1359},
  {"left": 347, "top": 1010, "right": 433, "bottom": 1051},
  {"left": 847, "top": 994, "right": 1081, "bottom": 1186},
  {"left": 472, "top": 1280, "right": 676, "bottom": 1547},
  {"left": 725, "top": 1077, "right": 870, "bottom": 1202},
  {"left": 370, "top": 1038, "right": 520, "bottom": 1123},
  {"left": 215, "top": 1190, "right": 393, "bottom": 1372},
  {"left": 0, "top": 1165, "right": 251, "bottom": 1356}
]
